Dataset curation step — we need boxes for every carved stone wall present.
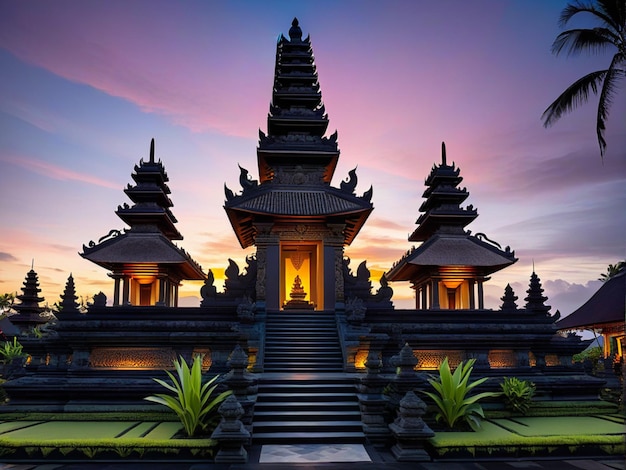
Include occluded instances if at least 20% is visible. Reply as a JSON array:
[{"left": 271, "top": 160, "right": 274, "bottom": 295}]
[{"left": 90, "top": 347, "right": 177, "bottom": 369}]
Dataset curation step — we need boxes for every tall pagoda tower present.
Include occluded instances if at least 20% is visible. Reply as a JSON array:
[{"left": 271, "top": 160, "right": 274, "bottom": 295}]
[
  {"left": 387, "top": 143, "right": 517, "bottom": 309},
  {"left": 81, "top": 139, "right": 205, "bottom": 307},
  {"left": 224, "top": 19, "right": 373, "bottom": 311},
  {"left": 10, "top": 266, "right": 48, "bottom": 332}
]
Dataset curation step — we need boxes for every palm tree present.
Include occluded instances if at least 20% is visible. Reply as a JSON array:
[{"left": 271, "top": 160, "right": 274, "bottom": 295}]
[
  {"left": 598, "top": 261, "right": 625, "bottom": 281},
  {"left": 542, "top": 0, "right": 625, "bottom": 159},
  {"left": 0, "top": 293, "right": 15, "bottom": 315}
]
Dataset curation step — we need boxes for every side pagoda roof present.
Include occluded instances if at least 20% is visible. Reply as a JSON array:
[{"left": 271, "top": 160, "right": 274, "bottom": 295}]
[
  {"left": 81, "top": 231, "right": 205, "bottom": 280},
  {"left": 387, "top": 142, "right": 516, "bottom": 282},
  {"left": 387, "top": 233, "right": 517, "bottom": 281},
  {"left": 556, "top": 270, "right": 625, "bottom": 330},
  {"left": 80, "top": 139, "right": 204, "bottom": 280}
]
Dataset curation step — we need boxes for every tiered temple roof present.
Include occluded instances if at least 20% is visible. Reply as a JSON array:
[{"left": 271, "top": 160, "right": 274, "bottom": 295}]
[
  {"left": 10, "top": 267, "right": 48, "bottom": 331},
  {"left": 81, "top": 139, "right": 204, "bottom": 288},
  {"left": 224, "top": 18, "right": 372, "bottom": 249},
  {"left": 387, "top": 143, "right": 516, "bottom": 285},
  {"left": 116, "top": 138, "right": 181, "bottom": 240}
]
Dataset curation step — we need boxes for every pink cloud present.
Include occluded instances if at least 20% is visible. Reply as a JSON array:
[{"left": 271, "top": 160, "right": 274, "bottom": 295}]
[
  {"left": 0, "top": 2, "right": 268, "bottom": 138},
  {"left": 2, "top": 154, "right": 119, "bottom": 189}
]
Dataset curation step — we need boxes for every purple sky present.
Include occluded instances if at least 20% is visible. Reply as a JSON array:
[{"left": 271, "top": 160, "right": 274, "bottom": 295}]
[{"left": 1, "top": 0, "right": 624, "bottom": 317}]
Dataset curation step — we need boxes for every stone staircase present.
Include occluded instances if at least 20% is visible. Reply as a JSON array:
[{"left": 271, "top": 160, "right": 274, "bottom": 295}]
[{"left": 252, "top": 310, "right": 364, "bottom": 444}]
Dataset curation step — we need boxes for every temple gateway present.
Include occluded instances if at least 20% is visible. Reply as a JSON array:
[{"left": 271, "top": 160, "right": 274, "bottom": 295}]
[
  {"left": 223, "top": 17, "right": 372, "bottom": 312},
  {"left": 3, "top": 18, "right": 606, "bottom": 452}
]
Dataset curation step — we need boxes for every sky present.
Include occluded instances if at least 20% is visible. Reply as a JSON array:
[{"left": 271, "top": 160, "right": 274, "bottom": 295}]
[{"left": 0, "top": 0, "right": 624, "bottom": 319}]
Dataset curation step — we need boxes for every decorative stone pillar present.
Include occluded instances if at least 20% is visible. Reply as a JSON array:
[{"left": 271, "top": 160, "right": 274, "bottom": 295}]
[
  {"left": 477, "top": 279, "right": 484, "bottom": 309},
  {"left": 357, "top": 349, "right": 391, "bottom": 447},
  {"left": 254, "top": 222, "right": 274, "bottom": 308},
  {"left": 122, "top": 276, "right": 131, "bottom": 305},
  {"left": 389, "top": 391, "right": 434, "bottom": 461},
  {"left": 533, "top": 351, "right": 546, "bottom": 370},
  {"left": 223, "top": 344, "right": 258, "bottom": 430},
  {"left": 112, "top": 274, "right": 121, "bottom": 306},
  {"left": 467, "top": 350, "right": 490, "bottom": 371},
  {"left": 211, "top": 394, "right": 250, "bottom": 463},
  {"left": 468, "top": 279, "right": 476, "bottom": 309},
  {"left": 516, "top": 350, "right": 531, "bottom": 369},
  {"left": 389, "top": 343, "right": 428, "bottom": 406},
  {"left": 431, "top": 280, "right": 440, "bottom": 309}
]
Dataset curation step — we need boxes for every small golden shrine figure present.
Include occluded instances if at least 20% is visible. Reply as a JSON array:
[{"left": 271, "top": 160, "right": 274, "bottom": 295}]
[{"left": 284, "top": 275, "right": 314, "bottom": 310}]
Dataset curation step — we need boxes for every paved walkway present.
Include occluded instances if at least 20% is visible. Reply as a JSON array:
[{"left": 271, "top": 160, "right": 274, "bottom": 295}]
[{"left": 1, "top": 444, "right": 624, "bottom": 470}]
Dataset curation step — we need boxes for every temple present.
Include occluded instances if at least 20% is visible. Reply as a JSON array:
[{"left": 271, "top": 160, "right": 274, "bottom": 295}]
[
  {"left": 224, "top": 18, "right": 373, "bottom": 311},
  {"left": 1, "top": 18, "right": 612, "bottom": 457},
  {"left": 9, "top": 266, "right": 48, "bottom": 333},
  {"left": 386, "top": 143, "right": 517, "bottom": 310},
  {"left": 80, "top": 139, "right": 205, "bottom": 307}
]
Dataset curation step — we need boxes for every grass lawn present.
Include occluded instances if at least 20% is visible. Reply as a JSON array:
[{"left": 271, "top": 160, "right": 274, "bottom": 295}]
[
  {"left": 0, "top": 409, "right": 623, "bottom": 462},
  {"left": 0, "top": 417, "right": 216, "bottom": 461},
  {"left": 427, "top": 414, "right": 625, "bottom": 459}
]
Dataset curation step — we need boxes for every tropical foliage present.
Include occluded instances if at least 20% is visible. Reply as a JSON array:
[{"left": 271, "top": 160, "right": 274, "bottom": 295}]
[
  {"left": 500, "top": 377, "right": 536, "bottom": 415},
  {"left": 422, "top": 357, "right": 500, "bottom": 431},
  {"left": 0, "top": 337, "right": 25, "bottom": 363},
  {"left": 542, "top": 0, "right": 625, "bottom": 159},
  {"left": 598, "top": 261, "right": 625, "bottom": 282},
  {"left": 0, "top": 293, "right": 15, "bottom": 315},
  {"left": 144, "top": 355, "right": 231, "bottom": 437}
]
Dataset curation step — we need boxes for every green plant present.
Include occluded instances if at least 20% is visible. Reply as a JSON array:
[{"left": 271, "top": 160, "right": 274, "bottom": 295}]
[
  {"left": 0, "top": 337, "right": 24, "bottom": 363},
  {"left": 144, "top": 355, "right": 231, "bottom": 437},
  {"left": 500, "top": 377, "right": 535, "bottom": 415},
  {"left": 573, "top": 346, "right": 603, "bottom": 363},
  {"left": 422, "top": 357, "right": 500, "bottom": 431}
]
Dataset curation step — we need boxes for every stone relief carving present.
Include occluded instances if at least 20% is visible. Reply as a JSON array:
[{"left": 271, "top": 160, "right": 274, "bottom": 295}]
[{"left": 271, "top": 166, "right": 324, "bottom": 185}]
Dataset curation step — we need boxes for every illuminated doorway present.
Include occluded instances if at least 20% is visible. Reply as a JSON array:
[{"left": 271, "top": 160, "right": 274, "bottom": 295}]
[{"left": 280, "top": 243, "right": 323, "bottom": 310}]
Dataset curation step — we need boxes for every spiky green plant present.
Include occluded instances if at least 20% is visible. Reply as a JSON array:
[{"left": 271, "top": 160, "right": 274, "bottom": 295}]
[
  {"left": 500, "top": 377, "right": 536, "bottom": 415},
  {"left": 0, "top": 337, "right": 24, "bottom": 363},
  {"left": 144, "top": 355, "right": 231, "bottom": 437},
  {"left": 422, "top": 357, "right": 500, "bottom": 431}
]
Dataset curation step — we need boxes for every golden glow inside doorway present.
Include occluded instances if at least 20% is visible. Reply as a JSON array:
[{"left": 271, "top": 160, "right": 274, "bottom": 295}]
[{"left": 280, "top": 243, "right": 323, "bottom": 310}]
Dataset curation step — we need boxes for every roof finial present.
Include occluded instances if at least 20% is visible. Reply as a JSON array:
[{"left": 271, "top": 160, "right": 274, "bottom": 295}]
[
  {"left": 532, "top": 259, "right": 535, "bottom": 273},
  {"left": 150, "top": 138, "right": 155, "bottom": 163},
  {"left": 289, "top": 17, "right": 302, "bottom": 41},
  {"left": 441, "top": 142, "right": 447, "bottom": 166},
  {"left": 31, "top": 258, "right": 34, "bottom": 270}
]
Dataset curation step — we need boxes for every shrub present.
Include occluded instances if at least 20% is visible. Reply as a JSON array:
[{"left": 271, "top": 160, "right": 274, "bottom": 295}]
[
  {"left": 144, "top": 355, "right": 231, "bottom": 437},
  {"left": 0, "top": 337, "right": 24, "bottom": 363},
  {"left": 500, "top": 377, "right": 535, "bottom": 415},
  {"left": 422, "top": 357, "right": 499, "bottom": 431},
  {"left": 573, "top": 346, "right": 602, "bottom": 364}
]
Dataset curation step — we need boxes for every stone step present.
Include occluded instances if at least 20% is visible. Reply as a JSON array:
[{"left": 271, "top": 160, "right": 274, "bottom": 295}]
[
  {"left": 265, "top": 331, "right": 338, "bottom": 337},
  {"left": 257, "top": 392, "right": 357, "bottom": 403},
  {"left": 262, "top": 365, "right": 344, "bottom": 373},
  {"left": 251, "top": 431, "right": 364, "bottom": 445},
  {"left": 264, "top": 354, "right": 342, "bottom": 361},
  {"left": 253, "top": 410, "right": 362, "bottom": 420},
  {"left": 264, "top": 349, "right": 341, "bottom": 355},
  {"left": 253, "top": 420, "right": 363, "bottom": 434},
  {"left": 254, "top": 400, "right": 360, "bottom": 412},
  {"left": 256, "top": 383, "right": 355, "bottom": 394}
]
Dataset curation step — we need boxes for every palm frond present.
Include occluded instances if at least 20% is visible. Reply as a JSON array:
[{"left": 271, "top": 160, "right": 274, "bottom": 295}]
[
  {"left": 552, "top": 28, "right": 619, "bottom": 56},
  {"left": 596, "top": 57, "right": 626, "bottom": 156},
  {"left": 559, "top": 0, "right": 622, "bottom": 31},
  {"left": 542, "top": 69, "right": 607, "bottom": 127}
]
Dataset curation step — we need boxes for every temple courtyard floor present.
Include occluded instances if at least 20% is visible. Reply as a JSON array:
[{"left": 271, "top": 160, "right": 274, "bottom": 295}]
[{"left": 0, "top": 412, "right": 623, "bottom": 469}]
